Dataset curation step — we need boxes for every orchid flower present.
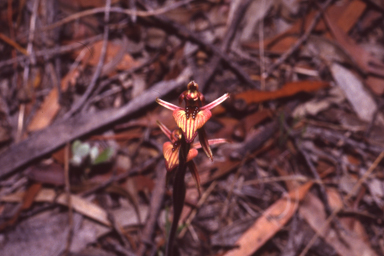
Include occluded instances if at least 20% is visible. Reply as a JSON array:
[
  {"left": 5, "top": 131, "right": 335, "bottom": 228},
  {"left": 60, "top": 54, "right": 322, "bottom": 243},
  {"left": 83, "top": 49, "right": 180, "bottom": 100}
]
[
  {"left": 156, "top": 81, "right": 229, "bottom": 256},
  {"left": 156, "top": 81, "right": 229, "bottom": 160},
  {"left": 157, "top": 121, "right": 227, "bottom": 193}
]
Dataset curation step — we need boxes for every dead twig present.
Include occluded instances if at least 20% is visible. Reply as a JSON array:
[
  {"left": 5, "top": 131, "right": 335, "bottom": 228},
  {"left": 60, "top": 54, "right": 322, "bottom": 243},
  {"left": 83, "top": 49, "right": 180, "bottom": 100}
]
[
  {"left": 263, "top": 0, "right": 334, "bottom": 78},
  {"left": 80, "top": 156, "right": 160, "bottom": 197},
  {"left": 64, "top": 143, "right": 73, "bottom": 255},
  {"left": 305, "top": 126, "right": 384, "bottom": 155},
  {"left": 178, "top": 181, "right": 217, "bottom": 238},
  {"left": 299, "top": 151, "right": 384, "bottom": 256},
  {"left": 0, "top": 35, "right": 103, "bottom": 69},
  {"left": 17, "top": 0, "right": 39, "bottom": 143},
  {"left": 199, "top": 0, "right": 254, "bottom": 91},
  {"left": 294, "top": 139, "right": 332, "bottom": 215},
  {"left": 146, "top": 14, "right": 257, "bottom": 88},
  {"left": 38, "top": 0, "right": 194, "bottom": 33},
  {"left": 0, "top": 33, "right": 28, "bottom": 55},
  {"left": 0, "top": 67, "right": 192, "bottom": 179},
  {"left": 136, "top": 162, "right": 167, "bottom": 256},
  {"left": 63, "top": 0, "right": 112, "bottom": 119},
  {"left": 84, "top": 50, "right": 161, "bottom": 111}
]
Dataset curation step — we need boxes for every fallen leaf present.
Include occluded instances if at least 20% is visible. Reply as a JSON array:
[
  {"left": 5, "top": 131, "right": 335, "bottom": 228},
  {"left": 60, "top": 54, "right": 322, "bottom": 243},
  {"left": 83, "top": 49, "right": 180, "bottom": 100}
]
[
  {"left": 239, "top": 0, "right": 273, "bottom": 41},
  {"left": 1, "top": 188, "right": 111, "bottom": 226},
  {"left": 324, "top": 12, "right": 384, "bottom": 76},
  {"left": 77, "top": 39, "right": 140, "bottom": 73},
  {"left": 27, "top": 88, "right": 60, "bottom": 131},
  {"left": 268, "top": 35, "right": 299, "bottom": 54},
  {"left": 235, "top": 81, "right": 329, "bottom": 104},
  {"left": 330, "top": 62, "right": 378, "bottom": 122},
  {"left": 292, "top": 86, "right": 345, "bottom": 117},
  {"left": 300, "top": 193, "right": 378, "bottom": 256},
  {"left": 224, "top": 182, "right": 313, "bottom": 256},
  {"left": 365, "top": 76, "right": 384, "bottom": 95},
  {"left": 27, "top": 64, "right": 82, "bottom": 132},
  {"left": 0, "top": 183, "right": 42, "bottom": 230},
  {"left": 335, "top": 0, "right": 366, "bottom": 33}
]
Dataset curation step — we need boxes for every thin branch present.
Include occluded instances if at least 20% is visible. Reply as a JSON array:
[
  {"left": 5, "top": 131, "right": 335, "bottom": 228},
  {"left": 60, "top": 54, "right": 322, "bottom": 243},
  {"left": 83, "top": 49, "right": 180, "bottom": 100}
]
[
  {"left": 39, "top": 0, "right": 194, "bottom": 33},
  {"left": 299, "top": 151, "right": 384, "bottom": 256},
  {"left": 263, "top": 0, "right": 334, "bottom": 78},
  {"left": 0, "top": 33, "right": 28, "bottom": 55},
  {"left": 80, "top": 156, "right": 160, "bottom": 197},
  {"left": 178, "top": 181, "right": 217, "bottom": 238},
  {"left": 17, "top": 0, "right": 39, "bottom": 142},
  {"left": 136, "top": 162, "right": 167, "bottom": 256},
  {"left": 147, "top": 14, "right": 257, "bottom": 88},
  {"left": 63, "top": 0, "right": 112, "bottom": 119},
  {"left": 198, "top": 0, "right": 255, "bottom": 91},
  {"left": 64, "top": 143, "right": 74, "bottom": 254},
  {"left": 0, "top": 35, "right": 103, "bottom": 69},
  {"left": 0, "top": 67, "right": 192, "bottom": 178}
]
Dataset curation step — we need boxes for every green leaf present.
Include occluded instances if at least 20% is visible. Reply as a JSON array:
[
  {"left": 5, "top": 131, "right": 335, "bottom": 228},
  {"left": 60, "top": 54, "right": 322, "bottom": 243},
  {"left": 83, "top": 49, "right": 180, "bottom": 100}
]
[
  {"left": 92, "top": 147, "right": 114, "bottom": 165},
  {"left": 89, "top": 146, "right": 99, "bottom": 162},
  {"left": 71, "top": 140, "right": 90, "bottom": 166}
]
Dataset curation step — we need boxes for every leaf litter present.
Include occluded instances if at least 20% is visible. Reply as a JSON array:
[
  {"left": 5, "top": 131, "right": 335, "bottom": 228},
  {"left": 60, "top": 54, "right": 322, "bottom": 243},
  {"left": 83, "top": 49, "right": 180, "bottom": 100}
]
[{"left": 0, "top": 0, "right": 384, "bottom": 256}]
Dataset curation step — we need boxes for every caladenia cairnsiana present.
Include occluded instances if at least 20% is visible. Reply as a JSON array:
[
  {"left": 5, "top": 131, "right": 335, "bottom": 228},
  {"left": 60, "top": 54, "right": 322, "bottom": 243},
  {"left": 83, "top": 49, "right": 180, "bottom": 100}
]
[{"left": 156, "top": 81, "right": 229, "bottom": 256}]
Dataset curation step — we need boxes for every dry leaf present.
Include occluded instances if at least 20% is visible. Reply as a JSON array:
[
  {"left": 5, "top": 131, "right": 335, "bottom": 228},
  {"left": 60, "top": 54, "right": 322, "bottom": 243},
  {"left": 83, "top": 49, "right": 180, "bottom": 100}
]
[
  {"left": 335, "top": 0, "right": 366, "bottom": 33},
  {"left": 235, "top": 81, "right": 329, "bottom": 104},
  {"left": 324, "top": 12, "right": 384, "bottom": 76},
  {"left": 76, "top": 40, "right": 139, "bottom": 73},
  {"left": 240, "top": 0, "right": 273, "bottom": 41},
  {"left": 27, "top": 88, "right": 60, "bottom": 131},
  {"left": 365, "top": 76, "right": 384, "bottom": 95},
  {"left": 224, "top": 182, "right": 313, "bottom": 256},
  {"left": 1, "top": 188, "right": 111, "bottom": 226},
  {"left": 330, "top": 62, "right": 378, "bottom": 123},
  {"left": 292, "top": 87, "right": 345, "bottom": 117},
  {"left": 300, "top": 193, "right": 378, "bottom": 256},
  {"left": 27, "top": 64, "right": 81, "bottom": 132}
]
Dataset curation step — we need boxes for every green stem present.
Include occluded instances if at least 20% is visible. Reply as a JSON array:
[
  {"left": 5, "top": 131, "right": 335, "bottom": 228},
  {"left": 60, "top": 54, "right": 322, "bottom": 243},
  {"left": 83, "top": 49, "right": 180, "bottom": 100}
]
[{"left": 166, "top": 140, "right": 190, "bottom": 256}]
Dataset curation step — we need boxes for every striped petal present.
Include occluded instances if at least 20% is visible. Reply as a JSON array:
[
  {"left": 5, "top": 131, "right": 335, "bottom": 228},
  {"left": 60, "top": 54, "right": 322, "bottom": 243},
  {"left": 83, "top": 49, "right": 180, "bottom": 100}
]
[
  {"left": 156, "top": 120, "right": 172, "bottom": 141},
  {"left": 163, "top": 142, "right": 179, "bottom": 172},
  {"left": 156, "top": 98, "right": 180, "bottom": 111},
  {"left": 163, "top": 142, "right": 198, "bottom": 172},
  {"left": 173, "top": 109, "right": 212, "bottom": 143},
  {"left": 200, "top": 93, "right": 230, "bottom": 110}
]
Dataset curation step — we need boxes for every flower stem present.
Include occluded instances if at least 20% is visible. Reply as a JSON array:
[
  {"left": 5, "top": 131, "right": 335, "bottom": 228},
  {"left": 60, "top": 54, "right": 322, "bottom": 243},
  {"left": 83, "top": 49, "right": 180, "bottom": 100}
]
[{"left": 166, "top": 139, "right": 190, "bottom": 256}]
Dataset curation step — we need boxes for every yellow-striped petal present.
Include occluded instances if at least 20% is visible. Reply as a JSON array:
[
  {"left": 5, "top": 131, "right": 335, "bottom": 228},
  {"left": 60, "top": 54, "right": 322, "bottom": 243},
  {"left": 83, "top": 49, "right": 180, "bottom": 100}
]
[
  {"left": 200, "top": 93, "right": 230, "bottom": 110},
  {"left": 173, "top": 109, "right": 212, "bottom": 143},
  {"left": 163, "top": 142, "right": 179, "bottom": 171},
  {"left": 163, "top": 142, "right": 198, "bottom": 171}
]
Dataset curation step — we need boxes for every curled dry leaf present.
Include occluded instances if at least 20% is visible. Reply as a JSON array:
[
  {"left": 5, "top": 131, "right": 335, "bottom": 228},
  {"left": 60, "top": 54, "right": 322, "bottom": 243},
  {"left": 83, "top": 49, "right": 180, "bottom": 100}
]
[
  {"left": 224, "top": 182, "right": 313, "bottom": 256},
  {"left": 1, "top": 188, "right": 111, "bottom": 226},
  {"left": 300, "top": 193, "right": 378, "bottom": 256}
]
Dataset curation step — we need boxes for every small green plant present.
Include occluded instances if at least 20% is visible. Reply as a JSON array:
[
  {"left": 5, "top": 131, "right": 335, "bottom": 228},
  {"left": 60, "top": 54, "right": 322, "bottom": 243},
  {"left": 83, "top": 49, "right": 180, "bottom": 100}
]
[{"left": 70, "top": 140, "right": 114, "bottom": 166}]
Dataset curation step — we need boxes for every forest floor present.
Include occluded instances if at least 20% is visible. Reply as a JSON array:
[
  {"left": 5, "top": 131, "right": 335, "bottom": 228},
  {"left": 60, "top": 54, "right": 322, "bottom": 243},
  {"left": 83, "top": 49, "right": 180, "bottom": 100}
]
[{"left": 1, "top": 0, "right": 384, "bottom": 256}]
